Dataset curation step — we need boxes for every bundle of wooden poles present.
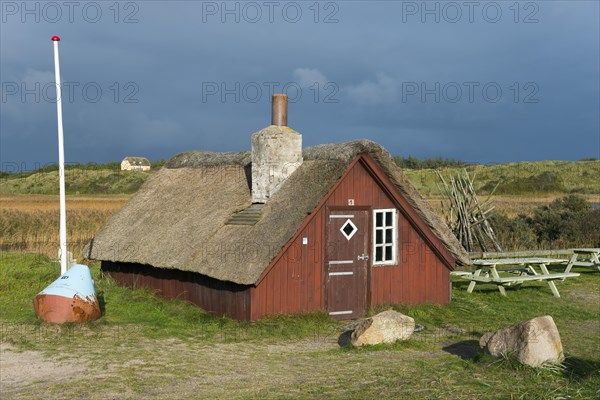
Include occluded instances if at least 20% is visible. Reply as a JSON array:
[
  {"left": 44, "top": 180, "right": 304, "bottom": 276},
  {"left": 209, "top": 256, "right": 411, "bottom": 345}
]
[{"left": 436, "top": 169, "right": 502, "bottom": 253}]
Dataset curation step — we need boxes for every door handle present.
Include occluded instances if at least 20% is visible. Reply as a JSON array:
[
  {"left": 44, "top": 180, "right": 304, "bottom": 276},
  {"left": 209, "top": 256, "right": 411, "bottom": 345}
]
[{"left": 358, "top": 254, "right": 369, "bottom": 261}]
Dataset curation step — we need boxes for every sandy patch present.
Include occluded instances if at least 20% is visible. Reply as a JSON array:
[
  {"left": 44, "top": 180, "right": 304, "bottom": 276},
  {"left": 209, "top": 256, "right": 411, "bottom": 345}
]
[{"left": 0, "top": 343, "right": 88, "bottom": 397}]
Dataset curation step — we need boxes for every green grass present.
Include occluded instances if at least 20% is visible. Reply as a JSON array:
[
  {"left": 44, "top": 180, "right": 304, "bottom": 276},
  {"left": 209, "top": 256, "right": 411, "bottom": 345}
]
[
  {"left": 0, "top": 169, "right": 150, "bottom": 195},
  {"left": 404, "top": 160, "right": 600, "bottom": 197},
  {"left": 1, "top": 252, "right": 599, "bottom": 399},
  {"left": 0, "top": 253, "right": 339, "bottom": 344},
  {"left": 3, "top": 160, "right": 600, "bottom": 197}
]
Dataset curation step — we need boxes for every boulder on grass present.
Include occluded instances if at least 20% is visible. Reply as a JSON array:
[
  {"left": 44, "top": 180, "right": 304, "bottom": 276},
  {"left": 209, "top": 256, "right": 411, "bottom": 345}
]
[
  {"left": 351, "top": 310, "right": 415, "bottom": 347},
  {"left": 479, "top": 315, "right": 564, "bottom": 367}
]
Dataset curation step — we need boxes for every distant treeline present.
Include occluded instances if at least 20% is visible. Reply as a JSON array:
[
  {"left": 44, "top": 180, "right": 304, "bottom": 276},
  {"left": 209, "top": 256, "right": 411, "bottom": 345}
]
[
  {"left": 0, "top": 160, "right": 166, "bottom": 180},
  {"left": 393, "top": 155, "right": 469, "bottom": 170}
]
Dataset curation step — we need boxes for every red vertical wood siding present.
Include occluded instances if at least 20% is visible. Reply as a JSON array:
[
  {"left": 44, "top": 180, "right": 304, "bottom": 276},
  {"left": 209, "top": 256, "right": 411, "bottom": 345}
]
[
  {"left": 101, "top": 261, "right": 251, "bottom": 320},
  {"left": 251, "top": 156, "right": 452, "bottom": 320}
]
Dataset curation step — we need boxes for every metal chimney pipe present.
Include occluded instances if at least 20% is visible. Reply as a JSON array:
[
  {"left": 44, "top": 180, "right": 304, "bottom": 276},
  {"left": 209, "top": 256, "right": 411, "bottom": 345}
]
[{"left": 271, "top": 94, "right": 288, "bottom": 126}]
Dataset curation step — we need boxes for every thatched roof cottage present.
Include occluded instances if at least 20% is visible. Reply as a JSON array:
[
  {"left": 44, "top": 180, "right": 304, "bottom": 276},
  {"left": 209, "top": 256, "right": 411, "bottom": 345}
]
[{"left": 88, "top": 96, "right": 468, "bottom": 320}]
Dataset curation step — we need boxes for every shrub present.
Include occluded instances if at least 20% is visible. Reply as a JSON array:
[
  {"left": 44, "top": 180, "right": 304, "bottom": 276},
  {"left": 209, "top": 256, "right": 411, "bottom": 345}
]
[
  {"left": 578, "top": 208, "right": 600, "bottom": 247},
  {"left": 488, "top": 212, "right": 538, "bottom": 250},
  {"left": 530, "top": 195, "right": 590, "bottom": 244},
  {"left": 484, "top": 171, "right": 565, "bottom": 195},
  {"left": 491, "top": 195, "right": 599, "bottom": 250}
]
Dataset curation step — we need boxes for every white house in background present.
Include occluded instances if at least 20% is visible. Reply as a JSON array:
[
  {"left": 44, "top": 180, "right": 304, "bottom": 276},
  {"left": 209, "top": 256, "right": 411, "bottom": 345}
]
[{"left": 121, "top": 156, "right": 151, "bottom": 171}]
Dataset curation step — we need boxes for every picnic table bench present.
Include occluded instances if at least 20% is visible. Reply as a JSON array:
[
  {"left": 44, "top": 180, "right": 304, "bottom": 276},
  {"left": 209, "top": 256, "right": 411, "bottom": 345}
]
[
  {"left": 452, "top": 257, "right": 580, "bottom": 298},
  {"left": 564, "top": 248, "right": 600, "bottom": 273}
]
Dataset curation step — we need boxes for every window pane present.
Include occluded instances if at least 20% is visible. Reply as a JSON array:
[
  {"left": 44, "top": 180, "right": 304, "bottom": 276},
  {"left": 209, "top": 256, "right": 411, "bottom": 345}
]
[
  {"left": 385, "top": 245, "right": 393, "bottom": 261},
  {"left": 376, "top": 212, "right": 383, "bottom": 227},
  {"left": 385, "top": 211, "right": 393, "bottom": 226},
  {"left": 373, "top": 210, "right": 397, "bottom": 264},
  {"left": 385, "top": 228, "right": 393, "bottom": 243}
]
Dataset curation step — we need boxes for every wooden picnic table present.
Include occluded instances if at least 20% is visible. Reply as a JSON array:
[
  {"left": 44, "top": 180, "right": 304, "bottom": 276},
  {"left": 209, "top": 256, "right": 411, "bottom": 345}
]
[
  {"left": 453, "top": 257, "right": 579, "bottom": 298},
  {"left": 564, "top": 248, "right": 600, "bottom": 273}
]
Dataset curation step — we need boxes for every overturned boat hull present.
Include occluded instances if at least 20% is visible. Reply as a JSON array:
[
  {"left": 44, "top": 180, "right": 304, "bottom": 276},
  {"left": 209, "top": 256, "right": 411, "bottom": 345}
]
[{"left": 33, "top": 264, "right": 101, "bottom": 323}]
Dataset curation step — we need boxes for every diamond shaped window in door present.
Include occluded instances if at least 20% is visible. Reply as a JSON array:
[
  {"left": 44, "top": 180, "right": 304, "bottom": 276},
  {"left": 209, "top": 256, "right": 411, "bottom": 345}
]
[{"left": 340, "top": 219, "right": 358, "bottom": 240}]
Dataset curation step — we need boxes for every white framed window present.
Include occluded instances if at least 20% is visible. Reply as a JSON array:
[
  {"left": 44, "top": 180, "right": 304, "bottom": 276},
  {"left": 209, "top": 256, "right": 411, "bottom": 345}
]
[{"left": 372, "top": 209, "right": 398, "bottom": 265}]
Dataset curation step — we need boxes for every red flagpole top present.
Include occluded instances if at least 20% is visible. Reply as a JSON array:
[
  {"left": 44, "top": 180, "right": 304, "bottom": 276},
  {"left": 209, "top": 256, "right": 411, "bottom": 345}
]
[{"left": 51, "top": 36, "right": 61, "bottom": 41}]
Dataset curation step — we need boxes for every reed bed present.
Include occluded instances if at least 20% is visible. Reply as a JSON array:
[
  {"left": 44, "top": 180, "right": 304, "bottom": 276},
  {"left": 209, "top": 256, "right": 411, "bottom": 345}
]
[{"left": 0, "top": 195, "right": 128, "bottom": 259}]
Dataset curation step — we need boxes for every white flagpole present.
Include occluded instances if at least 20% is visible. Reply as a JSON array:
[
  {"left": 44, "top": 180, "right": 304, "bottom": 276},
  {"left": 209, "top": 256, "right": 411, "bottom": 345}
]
[{"left": 52, "top": 35, "right": 67, "bottom": 275}]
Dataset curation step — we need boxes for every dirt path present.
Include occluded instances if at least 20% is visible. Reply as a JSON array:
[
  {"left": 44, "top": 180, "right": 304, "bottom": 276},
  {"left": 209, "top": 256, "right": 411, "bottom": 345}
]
[
  {"left": 1, "top": 343, "right": 90, "bottom": 396},
  {"left": 1, "top": 335, "right": 442, "bottom": 399}
]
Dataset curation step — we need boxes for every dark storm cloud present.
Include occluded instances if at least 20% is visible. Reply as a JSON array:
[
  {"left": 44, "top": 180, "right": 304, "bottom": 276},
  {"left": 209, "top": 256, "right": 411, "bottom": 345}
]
[{"left": 1, "top": 1, "right": 598, "bottom": 170}]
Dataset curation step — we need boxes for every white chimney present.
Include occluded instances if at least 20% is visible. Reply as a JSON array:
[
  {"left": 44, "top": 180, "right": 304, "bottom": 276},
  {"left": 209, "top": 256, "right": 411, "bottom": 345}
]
[{"left": 251, "top": 94, "right": 302, "bottom": 203}]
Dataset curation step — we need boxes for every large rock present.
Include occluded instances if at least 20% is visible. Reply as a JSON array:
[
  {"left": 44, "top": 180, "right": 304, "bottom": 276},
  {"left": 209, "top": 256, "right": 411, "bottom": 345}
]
[
  {"left": 351, "top": 310, "right": 415, "bottom": 347},
  {"left": 479, "top": 315, "right": 564, "bottom": 367}
]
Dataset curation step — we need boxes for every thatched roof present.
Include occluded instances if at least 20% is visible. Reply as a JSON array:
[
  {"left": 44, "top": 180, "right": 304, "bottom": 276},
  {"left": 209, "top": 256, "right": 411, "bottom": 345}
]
[{"left": 88, "top": 139, "right": 468, "bottom": 285}]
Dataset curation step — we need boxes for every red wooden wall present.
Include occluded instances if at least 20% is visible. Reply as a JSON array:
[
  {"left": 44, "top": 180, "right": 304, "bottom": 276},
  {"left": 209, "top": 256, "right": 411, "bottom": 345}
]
[
  {"left": 102, "top": 261, "right": 252, "bottom": 320},
  {"left": 250, "top": 155, "right": 452, "bottom": 320}
]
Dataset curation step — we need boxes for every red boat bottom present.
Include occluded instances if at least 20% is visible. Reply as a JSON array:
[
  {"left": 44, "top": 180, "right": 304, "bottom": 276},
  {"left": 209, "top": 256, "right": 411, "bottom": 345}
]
[{"left": 33, "top": 294, "right": 101, "bottom": 324}]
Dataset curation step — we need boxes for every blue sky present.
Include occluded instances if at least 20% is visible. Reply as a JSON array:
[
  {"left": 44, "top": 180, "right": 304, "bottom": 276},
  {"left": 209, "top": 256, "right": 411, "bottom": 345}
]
[{"left": 1, "top": 1, "right": 599, "bottom": 171}]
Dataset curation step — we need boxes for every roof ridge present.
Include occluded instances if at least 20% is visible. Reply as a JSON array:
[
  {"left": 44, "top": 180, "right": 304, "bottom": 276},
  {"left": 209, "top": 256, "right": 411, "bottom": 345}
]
[{"left": 164, "top": 139, "right": 386, "bottom": 168}]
